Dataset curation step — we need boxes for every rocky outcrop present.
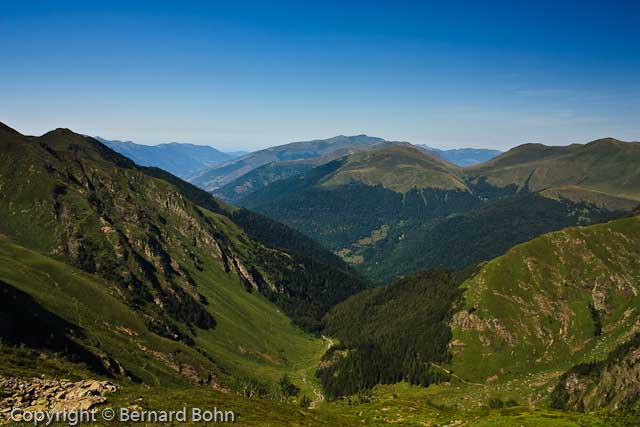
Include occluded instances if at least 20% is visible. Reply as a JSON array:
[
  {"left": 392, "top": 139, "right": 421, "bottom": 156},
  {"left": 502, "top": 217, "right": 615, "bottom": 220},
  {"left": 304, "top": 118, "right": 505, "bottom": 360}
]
[
  {"left": 0, "top": 376, "right": 116, "bottom": 421},
  {"left": 450, "top": 309, "right": 514, "bottom": 347},
  {"left": 551, "top": 333, "right": 640, "bottom": 411}
]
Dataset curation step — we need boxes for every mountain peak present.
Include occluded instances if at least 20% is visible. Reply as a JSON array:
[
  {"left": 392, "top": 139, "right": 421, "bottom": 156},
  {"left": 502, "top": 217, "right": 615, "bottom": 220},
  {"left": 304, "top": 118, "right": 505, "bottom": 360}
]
[
  {"left": 584, "top": 137, "right": 628, "bottom": 149},
  {"left": 321, "top": 142, "right": 467, "bottom": 193},
  {"left": 41, "top": 127, "right": 87, "bottom": 143},
  {"left": 587, "top": 137, "right": 622, "bottom": 144}
]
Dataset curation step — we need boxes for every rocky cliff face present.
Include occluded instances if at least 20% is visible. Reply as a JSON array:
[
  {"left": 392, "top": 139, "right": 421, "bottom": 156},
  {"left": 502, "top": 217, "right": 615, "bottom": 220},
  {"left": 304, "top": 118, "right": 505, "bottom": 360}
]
[
  {"left": 552, "top": 333, "right": 640, "bottom": 411},
  {"left": 0, "top": 128, "right": 241, "bottom": 343}
]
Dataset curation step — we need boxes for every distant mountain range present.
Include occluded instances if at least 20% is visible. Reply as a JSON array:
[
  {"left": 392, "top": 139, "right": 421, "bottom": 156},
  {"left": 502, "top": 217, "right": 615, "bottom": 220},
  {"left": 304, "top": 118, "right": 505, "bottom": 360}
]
[
  {"left": 240, "top": 138, "right": 640, "bottom": 281},
  {"left": 95, "top": 137, "right": 246, "bottom": 179},
  {"left": 196, "top": 136, "right": 501, "bottom": 202},
  {"left": 191, "top": 134, "right": 386, "bottom": 192},
  {"left": 95, "top": 134, "right": 503, "bottom": 202}
]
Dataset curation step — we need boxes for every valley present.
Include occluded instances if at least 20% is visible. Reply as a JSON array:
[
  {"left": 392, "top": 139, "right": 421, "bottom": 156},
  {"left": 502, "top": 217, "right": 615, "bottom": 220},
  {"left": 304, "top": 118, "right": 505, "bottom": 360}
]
[
  {"left": 1, "top": 123, "right": 639, "bottom": 426},
  {"left": 0, "top": 123, "right": 363, "bottom": 399}
]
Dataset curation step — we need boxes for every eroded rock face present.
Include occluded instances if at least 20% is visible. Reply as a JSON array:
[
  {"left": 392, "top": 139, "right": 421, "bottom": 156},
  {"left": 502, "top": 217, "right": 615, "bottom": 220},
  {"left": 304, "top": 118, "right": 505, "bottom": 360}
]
[
  {"left": 552, "top": 334, "right": 640, "bottom": 411},
  {"left": 0, "top": 376, "right": 116, "bottom": 421}
]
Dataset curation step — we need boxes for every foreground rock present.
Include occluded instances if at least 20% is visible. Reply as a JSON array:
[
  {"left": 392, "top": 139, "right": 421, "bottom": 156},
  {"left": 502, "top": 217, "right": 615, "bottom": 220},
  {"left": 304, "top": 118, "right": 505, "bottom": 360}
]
[{"left": 0, "top": 376, "right": 116, "bottom": 421}]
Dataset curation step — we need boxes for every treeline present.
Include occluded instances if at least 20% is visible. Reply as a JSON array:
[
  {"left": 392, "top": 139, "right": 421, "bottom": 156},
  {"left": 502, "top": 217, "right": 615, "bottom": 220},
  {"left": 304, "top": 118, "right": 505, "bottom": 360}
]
[{"left": 317, "top": 269, "right": 468, "bottom": 398}]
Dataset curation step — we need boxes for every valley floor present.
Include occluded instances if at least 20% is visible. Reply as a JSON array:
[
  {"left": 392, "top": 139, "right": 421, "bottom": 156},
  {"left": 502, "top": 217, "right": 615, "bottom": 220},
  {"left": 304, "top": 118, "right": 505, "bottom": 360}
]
[{"left": 97, "top": 382, "right": 640, "bottom": 426}]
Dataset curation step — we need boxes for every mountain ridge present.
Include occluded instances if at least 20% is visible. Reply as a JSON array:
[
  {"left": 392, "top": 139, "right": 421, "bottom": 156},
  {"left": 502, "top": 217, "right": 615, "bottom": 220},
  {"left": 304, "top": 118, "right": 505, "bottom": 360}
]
[
  {"left": 466, "top": 137, "right": 640, "bottom": 203},
  {"left": 190, "top": 134, "right": 386, "bottom": 191}
]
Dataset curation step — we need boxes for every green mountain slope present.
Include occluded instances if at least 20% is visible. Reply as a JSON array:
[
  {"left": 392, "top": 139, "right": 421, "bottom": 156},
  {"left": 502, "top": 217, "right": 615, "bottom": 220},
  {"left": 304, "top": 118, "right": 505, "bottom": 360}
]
[
  {"left": 0, "top": 237, "right": 221, "bottom": 385},
  {"left": 0, "top": 123, "right": 366, "bottom": 392},
  {"left": 190, "top": 134, "right": 385, "bottom": 191},
  {"left": 322, "top": 144, "right": 467, "bottom": 192},
  {"left": 320, "top": 214, "right": 640, "bottom": 412},
  {"left": 466, "top": 138, "right": 640, "bottom": 207},
  {"left": 449, "top": 215, "right": 640, "bottom": 401},
  {"left": 358, "top": 192, "right": 619, "bottom": 282}
]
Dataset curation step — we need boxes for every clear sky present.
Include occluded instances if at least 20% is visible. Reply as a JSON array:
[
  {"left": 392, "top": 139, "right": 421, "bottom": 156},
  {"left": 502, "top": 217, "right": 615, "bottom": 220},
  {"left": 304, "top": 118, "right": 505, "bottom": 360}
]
[{"left": 1, "top": 0, "right": 639, "bottom": 151}]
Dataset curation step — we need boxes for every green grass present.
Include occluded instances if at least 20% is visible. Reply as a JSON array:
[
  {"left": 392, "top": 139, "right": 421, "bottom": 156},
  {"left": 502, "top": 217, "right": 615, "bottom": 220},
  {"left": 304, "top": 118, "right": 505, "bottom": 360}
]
[
  {"left": 0, "top": 236, "right": 325, "bottom": 396},
  {"left": 188, "top": 251, "right": 326, "bottom": 396},
  {"left": 0, "top": 236, "right": 215, "bottom": 385},
  {"left": 323, "top": 144, "right": 467, "bottom": 193},
  {"left": 93, "top": 381, "right": 637, "bottom": 426},
  {"left": 450, "top": 215, "right": 640, "bottom": 392},
  {"left": 465, "top": 138, "right": 640, "bottom": 208},
  {"left": 0, "top": 126, "right": 358, "bottom": 397},
  {"left": 2, "top": 211, "right": 638, "bottom": 426}
]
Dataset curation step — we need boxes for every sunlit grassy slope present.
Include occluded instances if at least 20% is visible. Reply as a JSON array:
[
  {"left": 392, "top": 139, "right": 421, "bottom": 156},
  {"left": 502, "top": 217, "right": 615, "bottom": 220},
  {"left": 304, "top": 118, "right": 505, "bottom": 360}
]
[
  {"left": 322, "top": 144, "right": 467, "bottom": 192},
  {"left": 0, "top": 236, "right": 325, "bottom": 396},
  {"left": 450, "top": 214, "right": 640, "bottom": 396},
  {"left": 466, "top": 138, "right": 640, "bottom": 205}
]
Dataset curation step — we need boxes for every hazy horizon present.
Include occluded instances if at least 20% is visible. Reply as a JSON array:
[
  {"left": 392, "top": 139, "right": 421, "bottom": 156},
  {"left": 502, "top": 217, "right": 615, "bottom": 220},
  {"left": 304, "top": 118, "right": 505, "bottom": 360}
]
[
  {"left": 91, "top": 132, "right": 635, "bottom": 153},
  {"left": 1, "top": 121, "right": 637, "bottom": 153}
]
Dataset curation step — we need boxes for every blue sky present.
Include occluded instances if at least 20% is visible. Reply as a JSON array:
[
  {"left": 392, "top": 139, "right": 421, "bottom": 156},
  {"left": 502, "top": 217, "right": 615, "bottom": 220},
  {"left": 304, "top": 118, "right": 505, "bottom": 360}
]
[{"left": 1, "top": 0, "right": 639, "bottom": 150}]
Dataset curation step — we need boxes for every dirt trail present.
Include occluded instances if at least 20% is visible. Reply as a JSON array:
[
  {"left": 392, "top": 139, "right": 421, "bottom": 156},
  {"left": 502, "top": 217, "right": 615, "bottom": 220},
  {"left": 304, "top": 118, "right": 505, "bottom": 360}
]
[
  {"left": 310, "top": 387, "right": 325, "bottom": 408},
  {"left": 305, "top": 335, "right": 334, "bottom": 409}
]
